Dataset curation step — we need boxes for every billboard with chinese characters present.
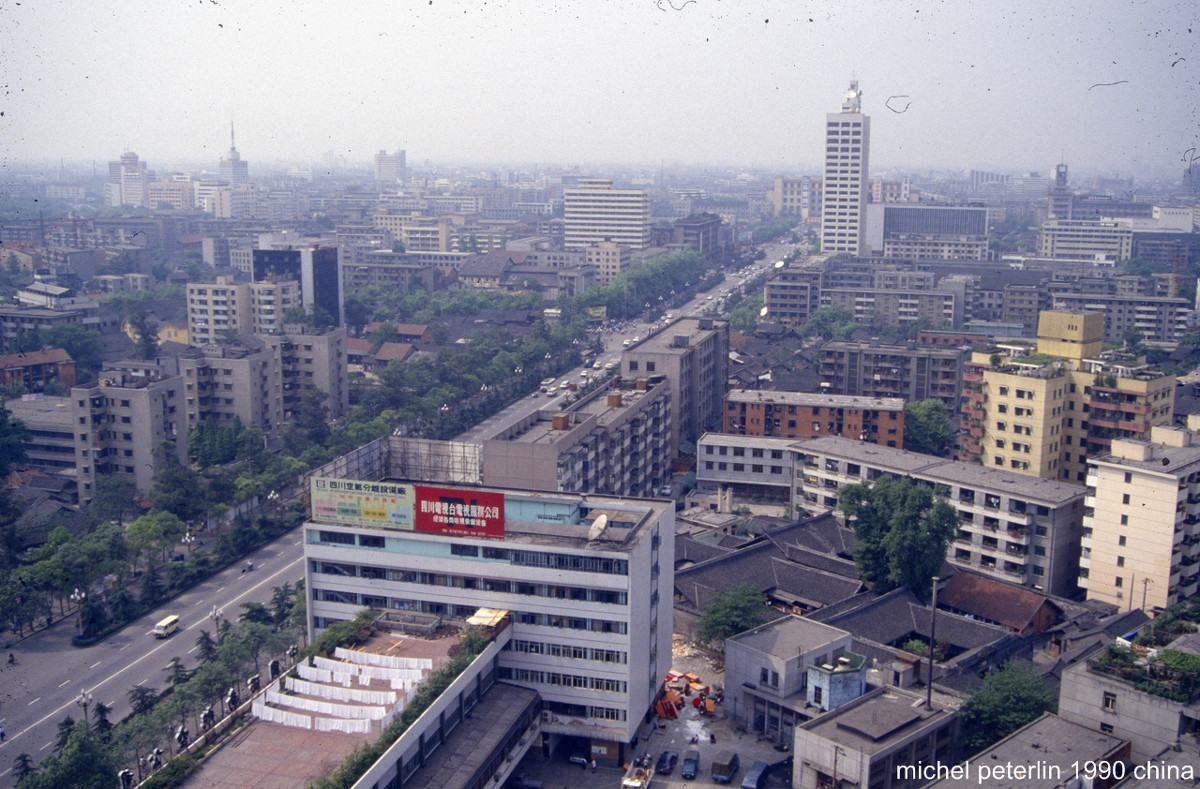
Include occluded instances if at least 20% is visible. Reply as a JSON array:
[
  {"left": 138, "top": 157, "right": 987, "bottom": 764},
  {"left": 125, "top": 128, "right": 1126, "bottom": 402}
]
[
  {"left": 414, "top": 485, "right": 505, "bottom": 539},
  {"left": 309, "top": 477, "right": 414, "bottom": 530}
]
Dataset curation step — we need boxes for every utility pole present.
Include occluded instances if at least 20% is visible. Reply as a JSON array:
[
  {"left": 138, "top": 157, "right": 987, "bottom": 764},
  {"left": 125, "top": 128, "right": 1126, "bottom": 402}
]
[{"left": 927, "top": 576, "right": 940, "bottom": 711}]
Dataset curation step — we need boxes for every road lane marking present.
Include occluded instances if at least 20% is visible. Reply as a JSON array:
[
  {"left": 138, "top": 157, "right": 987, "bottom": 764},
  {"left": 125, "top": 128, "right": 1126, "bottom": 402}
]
[
  {"left": 90, "top": 661, "right": 101, "bottom": 669},
  {"left": 58, "top": 680, "right": 70, "bottom": 688},
  {"left": 39, "top": 740, "right": 52, "bottom": 751},
  {"left": 5, "top": 553, "right": 304, "bottom": 751},
  {"left": 26, "top": 698, "right": 39, "bottom": 707}
]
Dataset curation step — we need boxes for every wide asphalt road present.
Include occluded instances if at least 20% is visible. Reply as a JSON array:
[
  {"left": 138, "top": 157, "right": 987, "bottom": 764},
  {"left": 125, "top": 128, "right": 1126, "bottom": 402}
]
[{"left": 0, "top": 527, "right": 307, "bottom": 786}]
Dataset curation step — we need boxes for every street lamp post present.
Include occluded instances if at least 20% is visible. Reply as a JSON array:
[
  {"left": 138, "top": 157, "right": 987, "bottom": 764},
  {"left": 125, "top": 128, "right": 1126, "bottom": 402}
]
[
  {"left": 210, "top": 605, "right": 224, "bottom": 644},
  {"left": 75, "top": 688, "right": 93, "bottom": 725},
  {"left": 69, "top": 587, "right": 86, "bottom": 633},
  {"left": 182, "top": 531, "right": 195, "bottom": 555}
]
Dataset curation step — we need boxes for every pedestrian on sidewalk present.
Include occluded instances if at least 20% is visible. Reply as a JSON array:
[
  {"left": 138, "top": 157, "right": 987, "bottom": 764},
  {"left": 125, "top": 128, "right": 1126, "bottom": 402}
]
[{"left": 590, "top": 759, "right": 596, "bottom": 772}]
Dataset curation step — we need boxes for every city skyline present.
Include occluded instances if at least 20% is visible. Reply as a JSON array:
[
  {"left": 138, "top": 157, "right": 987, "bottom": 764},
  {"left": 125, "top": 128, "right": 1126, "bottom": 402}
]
[{"left": 1, "top": 1, "right": 1197, "bottom": 178}]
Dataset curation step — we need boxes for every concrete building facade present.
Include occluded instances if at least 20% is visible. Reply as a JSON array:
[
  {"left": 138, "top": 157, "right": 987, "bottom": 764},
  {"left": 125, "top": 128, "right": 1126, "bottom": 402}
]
[
  {"left": 724, "top": 616, "right": 863, "bottom": 743},
  {"left": 1081, "top": 426, "right": 1200, "bottom": 613},
  {"left": 818, "top": 340, "right": 964, "bottom": 415},
  {"left": 722, "top": 389, "right": 905, "bottom": 447},
  {"left": 303, "top": 476, "right": 673, "bottom": 757},
  {"left": 621, "top": 317, "right": 728, "bottom": 456},
  {"left": 480, "top": 378, "right": 672, "bottom": 498}
]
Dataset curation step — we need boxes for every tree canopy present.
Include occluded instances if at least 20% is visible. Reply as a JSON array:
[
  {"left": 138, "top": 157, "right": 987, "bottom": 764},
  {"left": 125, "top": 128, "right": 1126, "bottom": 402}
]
[
  {"left": 837, "top": 476, "right": 955, "bottom": 600},
  {"left": 697, "top": 582, "right": 770, "bottom": 645},
  {"left": 956, "top": 661, "right": 1057, "bottom": 754},
  {"left": 903, "top": 398, "right": 954, "bottom": 457}
]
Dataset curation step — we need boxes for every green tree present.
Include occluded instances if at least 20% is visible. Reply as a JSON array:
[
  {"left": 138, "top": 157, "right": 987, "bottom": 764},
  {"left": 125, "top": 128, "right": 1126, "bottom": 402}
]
[
  {"left": 838, "top": 476, "right": 955, "bottom": 600},
  {"left": 149, "top": 456, "right": 205, "bottom": 523},
  {"left": 127, "top": 685, "right": 159, "bottom": 716},
  {"left": 956, "top": 661, "right": 1057, "bottom": 754},
  {"left": 85, "top": 476, "right": 140, "bottom": 526},
  {"left": 697, "top": 583, "right": 769, "bottom": 645},
  {"left": 38, "top": 323, "right": 103, "bottom": 375},
  {"left": 19, "top": 720, "right": 118, "bottom": 789},
  {"left": 903, "top": 399, "right": 953, "bottom": 457}
]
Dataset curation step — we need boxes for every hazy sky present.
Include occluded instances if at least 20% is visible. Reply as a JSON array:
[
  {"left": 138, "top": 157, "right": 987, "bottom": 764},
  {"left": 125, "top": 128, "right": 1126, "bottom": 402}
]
[{"left": 2, "top": 1, "right": 1196, "bottom": 177}]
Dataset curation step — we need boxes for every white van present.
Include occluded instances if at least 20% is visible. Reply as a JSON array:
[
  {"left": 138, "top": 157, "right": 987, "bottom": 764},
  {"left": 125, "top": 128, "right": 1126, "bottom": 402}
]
[{"left": 153, "top": 615, "right": 180, "bottom": 638}]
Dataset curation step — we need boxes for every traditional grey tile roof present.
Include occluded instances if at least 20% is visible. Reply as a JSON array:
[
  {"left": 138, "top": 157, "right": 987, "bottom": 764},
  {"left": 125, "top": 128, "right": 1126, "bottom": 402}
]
[{"left": 812, "top": 587, "right": 1011, "bottom": 652}]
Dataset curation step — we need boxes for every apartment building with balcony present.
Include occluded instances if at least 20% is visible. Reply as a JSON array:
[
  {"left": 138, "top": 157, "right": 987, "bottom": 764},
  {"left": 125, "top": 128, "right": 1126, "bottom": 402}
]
[
  {"left": 178, "top": 325, "right": 347, "bottom": 435},
  {"left": 585, "top": 241, "right": 631, "bottom": 286},
  {"left": 1080, "top": 425, "right": 1200, "bottom": 613},
  {"left": 721, "top": 389, "right": 905, "bottom": 447},
  {"left": 763, "top": 261, "right": 824, "bottom": 324},
  {"left": 188, "top": 276, "right": 304, "bottom": 345},
  {"left": 818, "top": 340, "right": 964, "bottom": 415},
  {"left": 958, "top": 311, "right": 1175, "bottom": 484},
  {"left": 692, "top": 433, "right": 1085, "bottom": 595},
  {"left": 622, "top": 317, "right": 728, "bottom": 456},
  {"left": 792, "top": 436, "right": 1086, "bottom": 596},
  {"left": 480, "top": 378, "right": 672, "bottom": 498},
  {"left": 177, "top": 342, "right": 283, "bottom": 436},
  {"left": 70, "top": 368, "right": 188, "bottom": 499},
  {"left": 1051, "top": 292, "right": 1192, "bottom": 344},
  {"left": 819, "top": 281, "right": 965, "bottom": 328}
]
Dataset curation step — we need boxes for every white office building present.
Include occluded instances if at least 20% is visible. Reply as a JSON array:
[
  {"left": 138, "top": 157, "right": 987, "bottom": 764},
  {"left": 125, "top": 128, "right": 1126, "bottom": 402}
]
[
  {"left": 303, "top": 476, "right": 673, "bottom": 758},
  {"left": 820, "top": 81, "right": 871, "bottom": 256}
]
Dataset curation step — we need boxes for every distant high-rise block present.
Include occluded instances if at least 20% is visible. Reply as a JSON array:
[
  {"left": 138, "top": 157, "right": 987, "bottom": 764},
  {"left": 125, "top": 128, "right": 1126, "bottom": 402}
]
[
  {"left": 219, "top": 122, "right": 250, "bottom": 186},
  {"left": 563, "top": 179, "right": 651, "bottom": 250},
  {"left": 374, "top": 150, "right": 406, "bottom": 183},
  {"left": 820, "top": 81, "right": 870, "bottom": 256}
]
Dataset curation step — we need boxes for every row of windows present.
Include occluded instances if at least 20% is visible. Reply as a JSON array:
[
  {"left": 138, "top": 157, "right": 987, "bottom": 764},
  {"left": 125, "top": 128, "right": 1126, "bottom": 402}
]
[
  {"left": 705, "top": 445, "right": 785, "bottom": 459},
  {"left": 311, "top": 531, "right": 630, "bottom": 575},
  {"left": 506, "top": 639, "right": 627, "bottom": 664},
  {"left": 312, "top": 590, "right": 628, "bottom": 635},
  {"left": 514, "top": 611, "right": 627, "bottom": 634},
  {"left": 497, "top": 667, "right": 627, "bottom": 693},
  {"left": 309, "top": 561, "right": 628, "bottom": 604},
  {"left": 704, "top": 462, "right": 785, "bottom": 475}
]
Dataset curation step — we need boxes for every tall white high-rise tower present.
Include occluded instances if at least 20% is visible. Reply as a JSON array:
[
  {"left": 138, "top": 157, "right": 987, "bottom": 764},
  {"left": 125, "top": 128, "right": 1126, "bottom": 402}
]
[
  {"left": 219, "top": 122, "right": 249, "bottom": 186},
  {"left": 820, "top": 81, "right": 871, "bottom": 256}
]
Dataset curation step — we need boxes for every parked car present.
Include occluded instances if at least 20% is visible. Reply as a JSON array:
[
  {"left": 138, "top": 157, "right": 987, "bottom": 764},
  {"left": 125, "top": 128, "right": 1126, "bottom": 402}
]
[
  {"left": 656, "top": 751, "right": 678, "bottom": 775},
  {"left": 680, "top": 749, "right": 700, "bottom": 780},
  {"left": 507, "top": 775, "right": 543, "bottom": 789}
]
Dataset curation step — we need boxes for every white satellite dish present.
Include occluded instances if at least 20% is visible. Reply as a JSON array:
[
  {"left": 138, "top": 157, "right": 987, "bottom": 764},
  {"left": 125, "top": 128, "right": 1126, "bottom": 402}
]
[
  {"left": 759, "top": 306, "right": 769, "bottom": 317},
  {"left": 774, "top": 260, "right": 784, "bottom": 269},
  {"left": 587, "top": 513, "right": 608, "bottom": 540}
]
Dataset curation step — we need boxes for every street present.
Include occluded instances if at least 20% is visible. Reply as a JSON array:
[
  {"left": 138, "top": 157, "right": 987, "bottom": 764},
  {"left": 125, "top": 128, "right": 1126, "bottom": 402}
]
[{"left": 0, "top": 531, "right": 307, "bottom": 786}]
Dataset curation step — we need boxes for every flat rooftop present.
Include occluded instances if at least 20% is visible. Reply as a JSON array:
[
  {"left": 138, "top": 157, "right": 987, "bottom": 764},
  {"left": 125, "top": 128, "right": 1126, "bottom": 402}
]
[
  {"left": 926, "top": 713, "right": 1126, "bottom": 789},
  {"left": 726, "top": 389, "right": 905, "bottom": 411},
  {"left": 404, "top": 682, "right": 539, "bottom": 789},
  {"left": 793, "top": 436, "right": 1087, "bottom": 504},
  {"left": 727, "top": 615, "right": 850, "bottom": 657},
  {"left": 799, "top": 688, "right": 952, "bottom": 756}
]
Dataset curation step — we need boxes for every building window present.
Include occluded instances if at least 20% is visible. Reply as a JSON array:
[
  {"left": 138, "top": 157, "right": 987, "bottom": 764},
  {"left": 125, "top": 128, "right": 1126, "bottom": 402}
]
[
  {"left": 629, "top": 361, "right": 638, "bottom": 371},
  {"left": 1100, "top": 723, "right": 1114, "bottom": 734},
  {"left": 1122, "top": 494, "right": 1130, "bottom": 504},
  {"left": 645, "top": 362, "right": 656, "bottom": 373},
  {"left": 1124, "top": 472, "right": 1133, "bottom": 483},
  {"left": 1120, "top": 515, "right": 1128, "bottom": 526},
  {"left": 813, "top": 686, "right": 823, "bottom": 706},
  {"left": 1102, "top": 691, "right": 1117, "bottom": 712},
  {"left": 1118, "top": 535, "right": 1126, "bottom": 545},
  {"left": 1115, "top": 577, "right": 1124, "bottom": 588}
]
